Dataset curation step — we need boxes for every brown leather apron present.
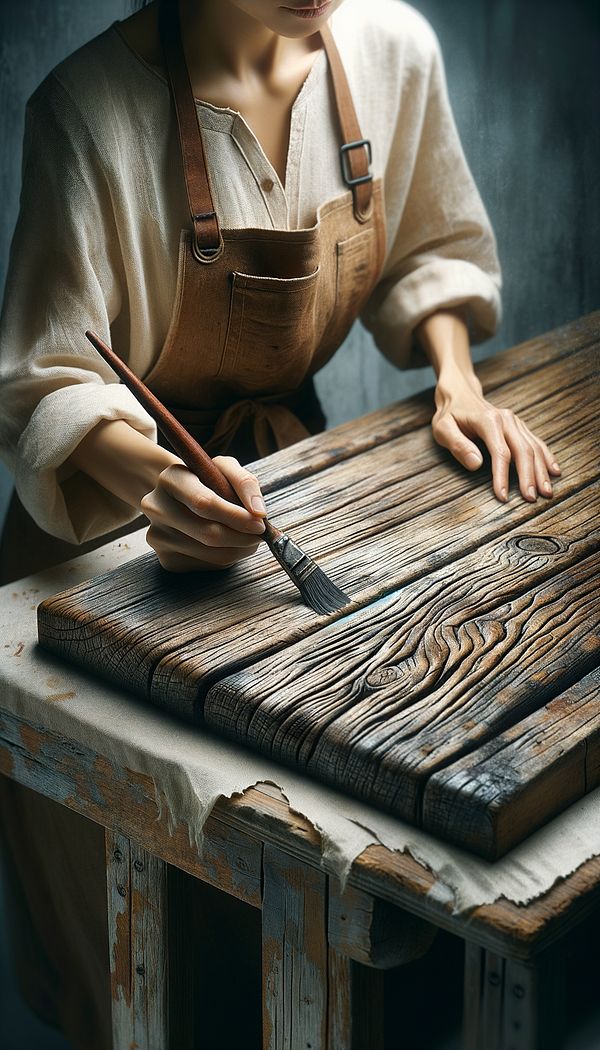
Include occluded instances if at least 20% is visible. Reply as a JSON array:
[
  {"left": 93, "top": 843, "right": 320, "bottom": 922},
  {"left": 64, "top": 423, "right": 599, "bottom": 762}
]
[
  {"left": 0, "top": 0, "right": 385, "bottom": 587},
  {"left": 0, "top": 8, "right": 386, "bottom": 1048}
]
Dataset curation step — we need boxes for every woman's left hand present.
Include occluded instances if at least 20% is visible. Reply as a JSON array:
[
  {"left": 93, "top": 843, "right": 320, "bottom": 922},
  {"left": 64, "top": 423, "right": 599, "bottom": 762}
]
[
  {"left": 414, "top": 308, "right": 561, "bottom": 502},
  {"left": 431, "top": 371, "right": 561, "bottom": 503}
]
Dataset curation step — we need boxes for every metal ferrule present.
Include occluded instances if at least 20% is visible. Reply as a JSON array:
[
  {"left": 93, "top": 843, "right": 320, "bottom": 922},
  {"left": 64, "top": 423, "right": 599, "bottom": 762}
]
[{"left": 269, "top": 534, "right": 317, "bottom": 583}]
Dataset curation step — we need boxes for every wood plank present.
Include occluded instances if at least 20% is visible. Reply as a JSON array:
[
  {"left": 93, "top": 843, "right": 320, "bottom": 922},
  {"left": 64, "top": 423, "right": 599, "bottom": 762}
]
[
  {"left": 247, "top": 311, "right": 600, "bottom": 491},
  {"left": 262, "top": 844, "right": 328, "bottom": 1050},
  {"left": 326, "top": 947, "right": 384, "bottom": 1050},
  {"left": 463, "top": 943, "right": 565, "bottom": 1050},
  {"left": 204, "top": 490, "right": 600, "bottom": 847},
  {"left": 105, "top": 830, "right": 169, "bottom": 1050},
  {"left": 37, "top": 351, "right": 599, "bottom": 715},
  {"left": 0, "top": 707, "right": 263, "bottom": 907},
  {"left": 328, "top": 881, "right": 437, "bottom": 967},
  {"left": 423, "top": 667, "right": 600, "bottom": 858}
]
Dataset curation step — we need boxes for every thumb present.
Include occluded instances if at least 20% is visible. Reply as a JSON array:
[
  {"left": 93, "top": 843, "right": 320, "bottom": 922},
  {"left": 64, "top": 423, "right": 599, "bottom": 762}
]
[{"left": 432, "top": 414, "right": 483, "bottom": 471}]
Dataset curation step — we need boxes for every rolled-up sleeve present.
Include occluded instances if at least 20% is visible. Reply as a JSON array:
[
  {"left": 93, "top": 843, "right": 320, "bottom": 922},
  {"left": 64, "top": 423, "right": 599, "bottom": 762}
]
[
  {"left": 361, "top": 21, "right": 502, "bottom": 369},
  {"left": 0, "top": 74, "right": 156, "bottom": 544}
]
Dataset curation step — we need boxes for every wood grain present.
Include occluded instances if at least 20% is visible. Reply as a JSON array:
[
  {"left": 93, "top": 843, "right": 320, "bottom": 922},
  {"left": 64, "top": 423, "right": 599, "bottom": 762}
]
[
  {"left": 463, "top": 943, "right": 565, "bottom": 1050},
  {"left": 35, "top": 320, "right": 600, "bottom": 857},
  {"left": 38, "top": 347, "right": 599, "bottom": 715},
  {"left": 327, "top": 947, "right": 384, "bottom": 1050},
  {"left": 205, "top": 490, "right": 600, "bottom": 848},
  {"left": 105, "top": 830, "right": 169, "bottom": 1050},
  {"left": 1, "top": 709, "right": 600, "bottom": 960},
  {"left": 423, "top": 667, "right": 600, "bottom": 858},
  {"left": 247, "top": 312, "right": 600, "bottom": 492},
  {"left": 262, "top": 844, "right": 328, "bottom": 1050},
  {"left": 328, "top": 882, "right": 437, "bottom": 968}
]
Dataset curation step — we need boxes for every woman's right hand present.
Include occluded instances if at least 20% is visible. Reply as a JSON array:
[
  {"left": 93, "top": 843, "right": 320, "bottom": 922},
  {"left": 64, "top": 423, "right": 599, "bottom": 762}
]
[{"left": 140, "top": 455, "right": 267, "bottom": 572}]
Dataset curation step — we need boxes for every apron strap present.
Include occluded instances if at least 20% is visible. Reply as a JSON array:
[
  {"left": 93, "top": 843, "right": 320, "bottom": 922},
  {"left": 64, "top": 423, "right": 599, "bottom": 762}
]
[
  {"left": 158, "top": 3, "right": 374, "bottom": 252},
  {"left": 320, "top": 24, "right": 374, "bottom": 223},
  {"left": 158, "top": 0, "right": 224, "bottom": 262}
]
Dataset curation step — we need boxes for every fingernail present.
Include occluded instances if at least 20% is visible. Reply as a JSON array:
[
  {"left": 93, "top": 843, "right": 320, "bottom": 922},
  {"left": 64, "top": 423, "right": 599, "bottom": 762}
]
[
  {"left": 527, "top": 486, "right": 537, "bottom": 501},
  {"left": 466, "top": 452, "right": 482, "bottom": 469},
  {"left": 551, "top": 462, "right": 561, "bottom": 474},
  {"left": 500, "top": 488, "right": 508, "bottom": 503},
  {"left": 251, "top": 496, "right": 266, "bottom": 515},
  {"left": 542, "top": 481, "right": 553, "bottom": 496}
]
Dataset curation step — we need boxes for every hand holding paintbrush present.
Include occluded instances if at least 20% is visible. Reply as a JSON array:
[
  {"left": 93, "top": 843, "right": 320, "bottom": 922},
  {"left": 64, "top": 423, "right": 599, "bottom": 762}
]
[{"left": 85, "top": 330, "right": 350, "bottom": 614}]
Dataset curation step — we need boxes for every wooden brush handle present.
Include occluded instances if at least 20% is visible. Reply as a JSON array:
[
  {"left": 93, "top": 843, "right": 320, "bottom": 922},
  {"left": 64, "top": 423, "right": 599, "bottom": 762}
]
[{"left": 85, "top": 330, "right": 237, "bottom": 504}]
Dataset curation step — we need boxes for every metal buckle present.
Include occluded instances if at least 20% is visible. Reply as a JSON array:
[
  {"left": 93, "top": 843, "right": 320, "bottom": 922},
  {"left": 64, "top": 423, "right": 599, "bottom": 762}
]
[
  {"left": 340, "top": 139, "right": 373, "bottom": 188},
  {"left": 192, "top": 212, "right": 224, "bottom": 263}
]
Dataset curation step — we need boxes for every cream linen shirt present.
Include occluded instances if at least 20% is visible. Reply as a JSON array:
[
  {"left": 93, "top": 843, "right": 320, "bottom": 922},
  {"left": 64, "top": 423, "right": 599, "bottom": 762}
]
[{"left": 0, "top": 0, "right": 502, "bottom": 545}]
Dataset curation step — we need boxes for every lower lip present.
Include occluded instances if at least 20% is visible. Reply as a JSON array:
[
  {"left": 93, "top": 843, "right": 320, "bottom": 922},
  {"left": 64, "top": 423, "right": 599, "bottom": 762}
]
[{"left": 282, "top": 2, "right": 333, "bottom": 18}]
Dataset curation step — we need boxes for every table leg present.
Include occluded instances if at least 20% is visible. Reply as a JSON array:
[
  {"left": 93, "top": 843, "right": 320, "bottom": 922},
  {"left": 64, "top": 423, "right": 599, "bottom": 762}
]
[
  {"left": 105, "top": 829, "right": 169, "bottom": 1050},
  {"left": 463, "top": 943, "right": 565, "bottom": 1050},
  {"left": 262, "top": 844, "right": 384, "bottom": 1050},
  {"left": 327, "top": 946, "right": 384, "bottom": 1050}
]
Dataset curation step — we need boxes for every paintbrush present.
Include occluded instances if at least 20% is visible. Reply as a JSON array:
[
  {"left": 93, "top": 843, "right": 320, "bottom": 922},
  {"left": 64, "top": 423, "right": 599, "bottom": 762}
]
[{"left": 85, "top": 330, "right": 350, "bottom": 615}]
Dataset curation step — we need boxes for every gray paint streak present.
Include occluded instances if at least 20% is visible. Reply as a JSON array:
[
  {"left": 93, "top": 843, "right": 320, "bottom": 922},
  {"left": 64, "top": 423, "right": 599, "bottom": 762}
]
[{"left": 0, "top": 0, "right": 598, "bottom": 524}]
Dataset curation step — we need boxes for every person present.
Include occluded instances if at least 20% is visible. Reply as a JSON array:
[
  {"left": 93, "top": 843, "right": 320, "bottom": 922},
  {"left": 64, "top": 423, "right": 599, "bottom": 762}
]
[{"left": 0, "top": 0, "right": 561, "bottom": 1046}]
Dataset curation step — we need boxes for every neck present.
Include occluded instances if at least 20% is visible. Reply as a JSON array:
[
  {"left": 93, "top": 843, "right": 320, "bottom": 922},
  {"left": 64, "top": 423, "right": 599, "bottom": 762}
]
[{"left": 179, "top": 0, "right": 305, "bottom": 82}]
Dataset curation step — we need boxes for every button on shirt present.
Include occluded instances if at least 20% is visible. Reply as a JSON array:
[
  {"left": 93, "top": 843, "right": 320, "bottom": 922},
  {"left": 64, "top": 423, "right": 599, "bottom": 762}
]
[{"left": 0, "top": 0, "right": 502, "bottom": 545}]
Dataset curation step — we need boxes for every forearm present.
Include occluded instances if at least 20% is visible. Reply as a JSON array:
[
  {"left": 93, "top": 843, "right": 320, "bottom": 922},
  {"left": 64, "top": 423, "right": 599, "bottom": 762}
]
[
  {"left": 66, "top": 418, "right": 179, "bottom": 512},
  {"left": 414, "top": 307, "right": 481, "bottom": 395}
]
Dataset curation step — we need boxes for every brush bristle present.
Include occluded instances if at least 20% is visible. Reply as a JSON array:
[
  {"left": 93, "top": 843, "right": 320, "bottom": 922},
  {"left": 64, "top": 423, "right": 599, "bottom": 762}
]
[
  {"left": 265, "top": 531, "right": 351, "bottom": 614},
  {"left": 295, "top": 564, "right": 351, "bottom": 615}
]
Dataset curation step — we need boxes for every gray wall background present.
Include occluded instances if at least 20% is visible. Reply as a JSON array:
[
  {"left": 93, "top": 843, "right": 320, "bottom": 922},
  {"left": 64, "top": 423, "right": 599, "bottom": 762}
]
[{"left": 0, "top": 0, "right": 599, "bottom": 529}]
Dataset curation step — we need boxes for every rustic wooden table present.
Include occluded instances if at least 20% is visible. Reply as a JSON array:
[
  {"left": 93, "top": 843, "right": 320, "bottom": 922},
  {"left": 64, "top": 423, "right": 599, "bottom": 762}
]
[{"left": 2, "top": 312, "right": 600, "bottom": 1049}]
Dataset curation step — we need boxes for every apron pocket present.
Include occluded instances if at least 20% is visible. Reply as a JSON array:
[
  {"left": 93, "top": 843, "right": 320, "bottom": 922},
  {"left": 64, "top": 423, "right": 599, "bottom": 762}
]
[
  {"left": 335, "top": 227, "right": 377, "bottom": 329},
  {"left": 220, "top": 266, "right": 320, "bottom": 391},
  {"left": 313, "top": 228, "right": 377, "bottom": 369}
]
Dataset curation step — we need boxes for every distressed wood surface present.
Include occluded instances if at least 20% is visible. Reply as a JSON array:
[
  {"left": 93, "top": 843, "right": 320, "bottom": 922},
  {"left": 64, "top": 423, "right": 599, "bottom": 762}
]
[
  {"left": 262, "top": 844, "right": 329, "bottom": 1049},
  {"left": 0, "top": 706, "right": 263, "bottom": 908},
  {"left": 37, "top": 328, "right": 599, "bottom": 713},
  {"left": 206, "top": 493, "right": 600, "bottom": 852},
  {"left": 326, "top": 947, "right": 384, "bottom": 1050},
  {"left": 105, "top": 830, "right": 169, "bottom": 1050},
  {"left": 1, "top": 710, "right": 600, "bottom": 961},
  {"left": 463, "top": 944, "right": 565, "bottom": 1050},
  {"left": 328, "top": 882, "right": 437, "bottom": 968},
  {"left": 244, "top": 312, "right": 600, "bottom": 491},
  {"left": 36, "top": 317, "right": 600, "bottom": 856},
  {"left": 423, "top": 666, "right": 600, "bottom": 858}
]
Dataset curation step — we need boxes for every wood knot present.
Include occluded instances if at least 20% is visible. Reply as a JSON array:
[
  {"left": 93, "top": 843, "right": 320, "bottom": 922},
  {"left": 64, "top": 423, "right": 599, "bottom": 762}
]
[
  {"left": 512, "top": 535, "right": 563, "bottom": 555},
  {"left": 366, "top": 665, "right": 402, "bottom": 687}
]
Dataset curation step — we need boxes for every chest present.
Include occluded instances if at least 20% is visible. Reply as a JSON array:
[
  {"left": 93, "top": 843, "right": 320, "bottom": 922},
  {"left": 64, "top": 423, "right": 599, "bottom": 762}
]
[{"left": 189, "top": 53, "right": 321, "bottom": 188}]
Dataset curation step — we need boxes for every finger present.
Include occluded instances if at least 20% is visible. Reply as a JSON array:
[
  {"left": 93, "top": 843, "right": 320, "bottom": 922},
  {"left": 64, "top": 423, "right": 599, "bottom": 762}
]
[
  {"left": 141, "top": 487, "right": 264, "bottom": 545},
  {"left": 213, "top": 456, "right": 267, "bottom": 518},
  {"left": 468, "top": 413, "right": 511, "bottom": 502},
  {"left": 501, "top": 413, "right": 538, "bottom": 501},
  {"left": 515, "top": 420, "right": 553, "bottom": 498},
  {"left": 431, "top": 413, "right": 484, "bottom": 471},
  {"left": 147, "top": 523, "right": 260, "bottom": 569},
  {"left": 519, "top": 421, "right": 561, "bottom": 476},
  {"left": 152, "top": 464, "right": 265, "bottom": 534}
]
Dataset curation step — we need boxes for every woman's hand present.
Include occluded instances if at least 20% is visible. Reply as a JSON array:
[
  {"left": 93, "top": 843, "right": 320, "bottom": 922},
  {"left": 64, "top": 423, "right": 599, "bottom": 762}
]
[
  {"left": 67, "top": 421, "right": 267, "bottom": 571},
  {"left": 415, "top": 308, "right": 561, "bottom": 502},
  {"left": 141, "top": 455, "right": 267, "bottom": 572},
  {"left": 431, "top": 372, "right": 561, "bottom": 503}
]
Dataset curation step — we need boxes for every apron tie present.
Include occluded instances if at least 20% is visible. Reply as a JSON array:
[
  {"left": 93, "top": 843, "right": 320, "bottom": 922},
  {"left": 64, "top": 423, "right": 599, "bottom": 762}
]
[{"left": 203, "top": 397, "right": 312, "bottom": 459}]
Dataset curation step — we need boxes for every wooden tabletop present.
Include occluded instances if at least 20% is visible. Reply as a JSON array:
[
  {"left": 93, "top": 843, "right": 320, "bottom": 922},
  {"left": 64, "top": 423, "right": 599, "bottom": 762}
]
[{"left": 39, "top": 312, "right": 600, "bottom": 864}]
